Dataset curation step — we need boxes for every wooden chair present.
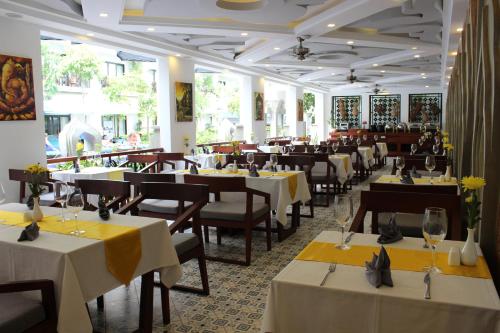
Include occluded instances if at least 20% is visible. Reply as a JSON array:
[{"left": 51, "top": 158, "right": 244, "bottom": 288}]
[
  {"left": 119, "top": 154, "right": 159, "bottom": 173},
  {"left": 350, "top": 190, "right": 462, "bottom": 240},
  {"left": 157, "top": 152, "right": 197, "bottom": 171},
  {"left": 239, "top": 143, "right": 258, "bottom": 151},
  {"left": 369, "top": 182, "right": 458, "bottom": 195},
  {"left": 116, "top": 181, "right": 210, "bottom": 324},
  {"left": 391, "top": 156, "right": 448, "bottom": 175},
  {"left": 212, "top": 145, "right": 235, "bottom": 154},
  {"left": 184, "top": 175, "right": 271, "bottom": 266},
  {"left": 123, "top": 172, "right": 186, "bottom": 220},
  {"left": 74, "top": 179, "right": 131, "bottom": 212},
  {"left": 8, "top": 169, "right": 56, "bottom": 206},
  {"left": 223, "top": 154, "right": 250, "bottom": 168},
  {"left": 0, "top": 279, "right": 57, "bottom": 333}
]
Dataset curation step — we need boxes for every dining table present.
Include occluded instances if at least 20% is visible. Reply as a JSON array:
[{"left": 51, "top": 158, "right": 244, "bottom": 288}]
[
  {"left": 51, "top": 166, "right": 132, "bottom": 183},
  {"left": 0, "top": 203, "right": 182, "bottom": 333},
  {"left": 375, "top": 142, "right": 389, "bottom": 159},
  {"left": 261, "top": 231, "right": 500, "bottom": 333},
  {"left": 311, "top": 154, "right": 354, "bottom": 185},
  {"left": 356, "top": 146, "right": 376, "bottom": 170}
]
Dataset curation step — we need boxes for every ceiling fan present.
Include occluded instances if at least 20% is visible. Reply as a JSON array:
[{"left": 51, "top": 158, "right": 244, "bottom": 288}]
[
  {"left": 346, "top": 69, "right": 371, "bottom": 84},
  {"left": 292, "top": 36, "right": 310, "bottom": 61},
  {"left": 364, "top": 84, "right": 390, "bottom": 94}
]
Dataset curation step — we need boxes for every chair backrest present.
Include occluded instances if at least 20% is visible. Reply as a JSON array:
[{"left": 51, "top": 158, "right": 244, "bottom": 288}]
[
  {"left": 212, "top": 145, "right": 234, "bottom": 154},
  {"left": 253, "top": 153, "right": 271, "bottom": 169},
  {"left": 123, "top": 172, "right": 176, "bottom": 196},
  {"left": 391, "top": 156, "right": 448, "bottom": 175},
  {"left": 126, "top": 154, "right": 159, "bottom": 173},
  {"left": 239, "top": 143, "right": 258, "bottom": 151},
  {"left": 224, "top": 154, "right": 249, "bottom": 167},
  {"left": 9, "top": 169, "right": 51, "bottom": 203},
  {"left": 184, "top": 175, "right": 247, "bottom": 193},
  {"left": 369, "top": 182, "right": 458, "bottom": 195},
  {"left": 277, "top": 155, "right": 315, "bottom": 183},
  {"left": 351, "top": 190, "right": 461, "bottom": 240},
  {"left": 75, "top": 179, "right": 131, "bottom": 211},
  {"left": 157, "top": 152, "right": 193, "bottom": 170}
]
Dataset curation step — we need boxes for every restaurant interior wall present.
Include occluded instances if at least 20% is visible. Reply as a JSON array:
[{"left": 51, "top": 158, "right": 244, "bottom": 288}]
[
  {"left": 241, "top": 74, "right": 266, "bottom": 144},
  {"left": 0, "top": 18, "right": 46, "bottom": 203}
]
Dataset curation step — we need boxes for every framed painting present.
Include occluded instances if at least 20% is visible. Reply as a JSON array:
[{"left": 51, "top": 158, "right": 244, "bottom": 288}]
[
  {"left": 297, "top": 99, "right": 304, "bottom": 121},
  {"left": 255, "top": 92, "right": 264, "bottom": 120},
  {"left": 369, "top": 94, "right": 401, "bottom": 125},
  {"left": 408, "top": 93, "right": 442, "bottom": 126},
  {"left": 332, "top": 96, "right": 361, "bottom": 128},
  {"left": 0, "top": 54, "right": 36, "bottom": 121},
  {"left": 175, "top": 81, "right": 193, "bottom": 122}
]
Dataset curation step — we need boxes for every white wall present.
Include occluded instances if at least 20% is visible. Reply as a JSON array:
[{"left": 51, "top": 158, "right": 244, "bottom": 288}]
[
  {"left": 328, "top": 87, "right": 445, "bottom": 134},
  {"left": 241, "top": 75, "right": 266, "bottom": 144},
  {"left": 0, "top": 18, "right": 46, "bottom": 203}
]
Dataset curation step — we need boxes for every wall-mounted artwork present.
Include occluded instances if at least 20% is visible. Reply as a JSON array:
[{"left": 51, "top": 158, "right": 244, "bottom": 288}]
[
  {"left": 297, "top": 99, "right": 304, "bottom": 121},
  {"left": 255, "top": 92, "right": 264, "bottom": 120},
  {"left": 408, "top": 93, "right": 442, "bottom": 125},
  {"left": 175, "top": 81, "right": 193, "bottom": 122},
  {"left": 369, "top": 94, "right": 401, "bottom": 125},
  {"left": 0, "top": 54, "right": 36, "bottom": 121},
  {"left": 332, "top": 96, "right": 361, "bottom": 128}
]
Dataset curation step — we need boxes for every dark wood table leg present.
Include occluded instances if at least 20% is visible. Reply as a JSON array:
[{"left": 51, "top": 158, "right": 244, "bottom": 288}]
[{"left": 137, "top": 271, "right": 154, "bottom": 333}]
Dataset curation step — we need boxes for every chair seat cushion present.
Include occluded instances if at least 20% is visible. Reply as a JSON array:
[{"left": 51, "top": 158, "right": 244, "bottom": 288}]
[
  {"left": 172, "top": 233, "right": 200, "bottom": 256},
  {"left": 138, "top": 199, "right": 192, "bottom": 214},
  {"left": 0, "top": 293, "right": 46, "bottom": 333},
  {"left": 200, "top": 201, "right": 269, "bottom": 221}
]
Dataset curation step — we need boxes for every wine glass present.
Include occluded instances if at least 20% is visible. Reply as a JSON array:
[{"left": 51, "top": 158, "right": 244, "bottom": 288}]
[
  {"left": 425, "top": 155, "right": 436, "bottom": 183},
  {"left": 374, "top": 134, "right": 379, "bottom": 142},
  {"left": 54, "top": 181, "right": 68, "bottom": 222},
  {"left": 356, "top": 138, "right": 362, "bottom": 146},
  {"left": 334, "top": 194, "right": 353, "bottom": 250},
  {"left": 66, "top": 187, "right": 85, "bottom": 236},
  {"left": 270, "top": 154, "right": 278, "bottom": 175},
  {"left": 395, "top": 156, "right": 405, "bottom": 177},
  {"left": 290, "top": 145, "right": 295, "bottom": 153},
  {"left": 418, "top": 138, "right": 424, "bottom": 147},
  {"left": 411, "top": 144, "right": 418, "bottom": 155},
  {"left": 314, "top": 145, "right": 320, "bottom": 153},
  {"left": 332, "top": 142, "right": 339, "bottom": 153},
  {"left": 282, "top": 146, "right": 288, "bottom": 155},
  {"left": 362, "top": 134, "right": 367, "bottom": 141},
  {"left": 432, "top": 144, "right": 440, "bottom": 155},
  {"left": 247, "top": 152, "right": 255, "bottom": 170},
  {"left": 0, "top": 183, "right": 6, "bottom": 222},
  {"left": 349, "top": 135, "right": 354, "bottom": 143},
  {"left": 422, "top": 207, "right": 447, "bottom": 273},
  {"left": 435, "top": 136, "right": 441, "bottom": 145}
]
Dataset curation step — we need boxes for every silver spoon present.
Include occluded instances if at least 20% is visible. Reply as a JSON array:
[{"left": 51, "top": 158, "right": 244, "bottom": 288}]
[{"left": 320, "top": 263, "right": 337, "bottom": 286}]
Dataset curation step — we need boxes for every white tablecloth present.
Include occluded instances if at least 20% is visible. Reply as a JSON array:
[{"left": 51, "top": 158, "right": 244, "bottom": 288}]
[
  {"left": 259, "top": 146, "right": 281, "bottom": 153},
  {"left": 261, "top": 231, "right": 500, "bottom": 333},
  {"left": 171, "top": 170, "right": 311, "bottom": 226},
  {"left": 186, "top": 154, "right": 227, "bottom": 169},
  {"left": 51, "top": 166, "right": 132, "bottom": 183},
  {"left": 356, "top": 146, "right": 375, "bottom": 170},
  {"left": 375, "top": 142, "right": 389, "bottom": 159},
  {"left": 0, "top": 204, "right": 182, "bottom": 333},
  {"left": 310, "top": 154, "right": 354, "bottom": 185}
]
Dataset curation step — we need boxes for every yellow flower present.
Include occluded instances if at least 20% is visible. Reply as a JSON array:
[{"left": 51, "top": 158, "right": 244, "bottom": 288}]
[
  {"left": 25, "top": 163, "right": 48, "bottom": 175},
  {"left": 443, "top": 143, "right": 454, "bottom": 150},
  {"left": 461, "top": 176, "right": 486, "bottom": 191},
  {"left": 442, "top": 137, "right": 449, "bottom": 143},
  {"left": 76, "top": 142, "right": 84, "bottom": 151},
  {"left": 441, "top": 130, "right": 449, "bottom": 137},
  {"left": 465, "top": 195, "right": 473, "bottom": 203}
]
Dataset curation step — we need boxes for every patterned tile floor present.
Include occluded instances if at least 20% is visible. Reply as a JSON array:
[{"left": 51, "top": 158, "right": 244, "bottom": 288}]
[{"left": 88, "top": 162, "right": 392, "bottom": 332}]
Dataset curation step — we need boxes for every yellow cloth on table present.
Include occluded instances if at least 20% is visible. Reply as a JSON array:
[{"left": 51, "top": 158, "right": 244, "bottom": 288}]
[
  {"left": 334, "top": 154, "right": 350, "bottom": 172},
  {"left": 295, "top": 241, "right": 492, "bottom": 279},
  {"left": 0, "top": 211, "right": 142, "bottom": 285},
  {"left": 108, "top": 170, "right": 125, "bottom": 181},
  {"left": 376, "top": 175, "right": 458, "bottom": 185},
  {"left": 259, "top": 171, "right": 298, "bottom": 199}
]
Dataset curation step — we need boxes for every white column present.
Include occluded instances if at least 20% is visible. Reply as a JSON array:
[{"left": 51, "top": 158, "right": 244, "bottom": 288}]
[
  {"left": 240, "top": 75, "right": 266, "bottom": 144},
  {"left": 157, "top": 56, "right": 195, "bottom": 152},
  {"left": 324, "top": 93, "right": 332, "bottom": 138},
  {"left": 314, "top": 92, "right": 326, "bottom": 140},
  {"left": 286, "top": 85, "right": 304, "bottom": 137}
]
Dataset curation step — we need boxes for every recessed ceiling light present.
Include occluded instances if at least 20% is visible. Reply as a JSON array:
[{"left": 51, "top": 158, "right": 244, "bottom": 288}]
[
  {"left": 317, "top": 67, "right": 323, "bottom": 69},
  {"left": 99, "top": 13, "right": 108, "bottom": 17},
  {"left": 448, "top": 66, "right": 453, "bottom": 69},
  {"left": 450, "top": 51, "right": 458, "bottom": 56},
  {"left": 175, "top": 53, "right": 181, "bottom": 57},
  {"left": 372, "top": 64, "right": 378, "bottom": 67},
  {"left": 447, "top": 75, "right": 451, "bottom": 79},
  {"left": 422, "top": 76, "right": 427, "bottom": 79},
  {"left": 456, "top": 28, "right": 463, "bottom": 32},
  {"left": 380, "top": 70, "right": 386, "bottom": 73},
  {"left": 86, "top": 33, "right": 94, "bottom": 37},
  {"left": 248, "top": 59, "right": 253, "bottom": 62},
  {"left": 327, "top": 23, "right": 336, "bottom": 28},
  {"left": 147, "top": 27, "right": 155, "bottom": 31},
  {"left": 274, "top": 47, "right": 280, "bottom": 50},
  {"left": 347, "top": 41, "right": 354, "bottom": 45},
  {"left": 331, "top": 73, "right": 335, "bottom": 75},
  {"left": 425, "top": 85, "right": 429, "bottom": 88},
  {"left": 414, "top": 54, "right": 421, "bottom": 58},
  {"left": 421, "top": 73, "right": 426, "bottom": 75},
  {"left": 412, "top": 47, "right": 418, "bottom": 50},
  {"left": 265, "top": 64, "right": 270, "bottom": 67},
  {"left": 241, "top": 32, "right": 248, "bottom": 36}
]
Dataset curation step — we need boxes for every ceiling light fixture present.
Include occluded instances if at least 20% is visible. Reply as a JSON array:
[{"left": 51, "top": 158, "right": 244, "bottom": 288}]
[
  {"left": 99, "top": 13, "right": 108, "bottom": 17},
  {"left": 412, "top": 47, "right": 417, "bottom": 50},
  {"left": 456, "top": 28, "right": 463, "bottom": 32},
  {"left": 147, "top": 27, "right": 155, "bottom": 31},
  {"left": 451, "top": 51, "right": 458, "bottom": 56},
  {"left": 414, "top": 54, "right": 421, "bottom": 58},
  {"left": 421, "top": 73, "right": 426, "bottom": 75},
  {"left": 425, "top": 85, "right": 429, "bottom": 88},
  {"left": 380, "top": 70, "right": 386, "bottom": 73},
  {"left": 372, "top": 64, "right": 378, "bottom": 67},
  {"left": 448, "top": 66, "right": 453, "bottom": 69},
  {"left": 241, "top": 32, "right": 248, "bottom": 36},
  {"left": 317, "top": 67, "right": 323, "bottom": 69},
  {"left": 327, "top": 23, "right": 336, "bottom": 28},
  {"left": 175, "top": 53, "right": 181, "bottom": 57},
  {"left": 422, "top": 76, "right": 427, "bottom": 79},
  {"left": 347, "top": 41, "right": 354, "bottom": 45},
  {"left": 265, "top": 64, "right": 270, "bottom": 67},
  {"left": 86, "top": 33, "right": 94, "bottom": 37},
  {"left": 331, "top": 73, "right": 335, "bottom": 75},
  {"left": 447, "top": 75, "right": 451, "bottom": 79},
  {"left": 248, "top": 59, "right": 253, "bottom": 62},
  {"left": 274, "top": 47, "right": 280, "bottom": 50}
]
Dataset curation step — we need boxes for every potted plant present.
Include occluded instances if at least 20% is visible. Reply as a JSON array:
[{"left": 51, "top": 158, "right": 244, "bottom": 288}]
[
  {"left": 25, "top": 163, "right": 49, "bottom": 221},
  {"left": 460, "top": 176, "right": 486, "bottom": 265}
]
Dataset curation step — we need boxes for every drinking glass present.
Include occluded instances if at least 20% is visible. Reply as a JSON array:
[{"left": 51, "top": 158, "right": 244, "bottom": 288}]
[
  {"left": 270, "top": 154, "right": 278, "bottom": 175},
  {"left": 356, "top": 138, "right": 362, "bottom": 146},
  {"left": 66, "top": 187, "right": 85, "bottom": 236},
  {"left": 0, "top": 183, "right": 6, "bottom": 222},
  {"left": 411, "top": 144, "right": 418, "bottom": 155},
  {"left": 282, "top": 146, "right": 288, "bottom": 155},
  {"left": 422, "top": 207, "right": 447, "bottom": 273},
  {"left": 363, "top": 134, "right": 367, "bottom": 141},
  {"left": 395, "top": 156, "right": 405, "bottom": 177},
  {"left": 418, "top": 138, "right": 424, "bottom": 146},
  {"left": 425, "top": 155, "right": 436, "bottom": 183},
  {"left": 434, "top": 136, "right": 441, "bottom": 145},
  {"left": 290, "top": 145, "right": 295, "bottom": 153},
  {"left": 432, "top": 144, "right": 440, "bottom": 155},
  {"left": 349, "top": 135, "right": 354, "bottom": 142},
  {"left": 54, "top": 181, "right": 68, "bottom": 222},
  {"left": 332, "top": 142, "right": 339, "bottom": 153},
  {"left": 374, "top": 134, "right": 379, "bottom": 142},
  {"left": 314, "top": 145, "right": 320, "bottom": 153},
  {"left": 247, "top": 152, "right": 255, "bottom": 170},
  {"left": 334, "top": 194, "right": 353, "bottom": 250}
]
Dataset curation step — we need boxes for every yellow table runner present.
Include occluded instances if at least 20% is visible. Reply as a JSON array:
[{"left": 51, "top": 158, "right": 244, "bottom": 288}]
[
  {"left": 0, "top": 211, "right": 141, "bottom": 285},
  {"left": 296, "top": 241, "right": 491, "bottom": 279},
  {"left": 333, "top": 154, "right": 350, "bottom": 172},
  {"left": 376, "top": 175, "right": 458, "bottom": 186},
  {"left": 180, "top": 169, "right": 299, "bottom": 200},
  {"left": 108, "top": 170, "right": 125, "bottom": 181}
]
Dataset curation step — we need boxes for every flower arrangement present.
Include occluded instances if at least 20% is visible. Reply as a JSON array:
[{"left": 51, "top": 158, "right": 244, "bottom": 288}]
[
  {"left": 461, "top": 176, "right": 486, "bottom": 229},
  {"left": 76, "top": 140, "right": 84, "bottom": 157},
  {"left": 231, "top": 141, "right": 241, "bottom": 156},
  {"left": 25, "top": 163, "right": 48, "bottom": 198}
]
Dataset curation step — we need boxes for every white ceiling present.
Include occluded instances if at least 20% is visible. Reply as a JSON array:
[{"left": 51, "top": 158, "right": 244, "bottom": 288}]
[{"left": 1, "top": 0, "right": 469, "bottom": 92}]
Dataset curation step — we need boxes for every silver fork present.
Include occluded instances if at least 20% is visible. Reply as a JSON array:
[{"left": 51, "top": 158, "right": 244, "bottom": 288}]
[
  {"left": 424, "top": 272, "right": 431, "bottom": 299},
  {"left": 320, "top": 263, "right": 337, "bottom": 286}
]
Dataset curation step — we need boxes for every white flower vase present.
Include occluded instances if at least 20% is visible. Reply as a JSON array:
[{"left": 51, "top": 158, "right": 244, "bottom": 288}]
[
  {"left": 461, "top": 228, "right": 478, "bottom": 266},
  {"left": 32, "top": 197, "right": 44, "bottom": 222},
  {"left": 444, "top": 165, "right": 452, "bottom": 181}
]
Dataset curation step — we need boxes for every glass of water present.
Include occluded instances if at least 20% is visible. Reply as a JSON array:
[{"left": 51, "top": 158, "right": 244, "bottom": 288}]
[{"left": 422, "top": 207, "right": 447, "bottom": 273}]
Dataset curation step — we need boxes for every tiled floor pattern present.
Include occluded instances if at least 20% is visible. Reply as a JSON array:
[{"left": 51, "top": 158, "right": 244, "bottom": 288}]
[{"left": 88, "top": 163, "right": 391, "bottom": 332}]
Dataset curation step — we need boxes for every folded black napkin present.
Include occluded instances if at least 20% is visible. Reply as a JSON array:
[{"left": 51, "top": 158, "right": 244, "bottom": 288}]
[
  {"left": 409, "top": 165, "right": 421, "bottom": 178},
  {"left": 190, "top": 148, "right": 195, "bottom": 156},
  {"left": 98, "top": 195, "right": 110, "bottom": 221},
  {"left": 400, "top": 174, "right": 414, "bottom": 184},
  {"left": 215, "top": 161, "right": 222, "bottom": 170},
  {"left": 203, "top": 147, "right": 209, "bottom": 154},
  {"left": 377, "top": 214, "right": 403, "bottom": 244},
  {"left": 249, "top": 164, "right": 260, "bottom": 177},
  {"left": 365, "top": 246, "right": 393, "bottom": 288},
  {"left": 18, "top": 222, "right": 40, "bottom": 242},
  {"left": 190, "top": 164, "right": 199, "bottom": 174}
]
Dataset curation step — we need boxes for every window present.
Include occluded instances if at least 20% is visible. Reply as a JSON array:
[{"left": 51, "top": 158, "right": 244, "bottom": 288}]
[
  {"left": 44, "top": 115, "right": 71, "bottom": 136},
  {"left": 106, "top": 62, "right": 125, "bottom": 77},
  {"left": 102, "top": 115, "right": 127, "bottom": 138}
]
